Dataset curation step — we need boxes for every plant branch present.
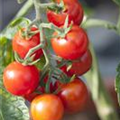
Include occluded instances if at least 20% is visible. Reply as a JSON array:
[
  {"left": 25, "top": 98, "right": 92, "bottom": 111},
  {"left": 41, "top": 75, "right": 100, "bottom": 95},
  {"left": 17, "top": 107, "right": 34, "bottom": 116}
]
[
  {"left": 84, "top": 43, "right": 119, "bottom": 120},
  {"left": 117, "top": 8, "right": 120, "bottom": 34},
  {"left": 82, "top": 18, "right": 118, "bottom": 32},
  {"left": 15, "top": 0, "right": 33, "bottom": 18},
  {"left": 24, "top": 44, "right": 44, "bottom": 59},
  {"left": 38, "top": 2, "right": 55, "bottom": 9}
]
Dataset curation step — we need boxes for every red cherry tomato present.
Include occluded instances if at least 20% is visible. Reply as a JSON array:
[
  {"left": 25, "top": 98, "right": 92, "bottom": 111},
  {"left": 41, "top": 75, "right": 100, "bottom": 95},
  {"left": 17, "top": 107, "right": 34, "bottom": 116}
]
[
  {"left": 47, "top": 0, "right": 84, "bottom": 27},
  {"left": 58, "top": 78, "right": 88, "bottom": 113},
  {"left": 31, "top": 94, "right": 64, "bottom": 120},
  {"left": 51, "top": 25, "right": 89, "bottom": 60},
  {"left": 69, "top": 50, "right": 92, "bottom": 76},
  {"left": 12, "top": 27, "right": 43, "bottom": 60},
  {"left": 3, "top": 62, "right": 40, "bottom": 96}
]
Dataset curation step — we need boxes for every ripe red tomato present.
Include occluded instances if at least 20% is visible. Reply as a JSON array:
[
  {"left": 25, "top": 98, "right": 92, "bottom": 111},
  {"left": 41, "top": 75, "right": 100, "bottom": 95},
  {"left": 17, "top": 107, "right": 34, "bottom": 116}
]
[
  {"left": 58, "top": 78, "right": 88, "bottom": 113},
  {"left": 12, "top": 27, "right": 43, "bottom": 60},
  {"left": 31, "top": 94, "right": 64, "bottom": 120},
  {"left": 51, "top": 25, "right": 89, "bottom": 60},
  {"left": 3, "top": 62, "right": 40, "bottom": 96},
  {"left": 69, "top": 50, "right": 92, "bottom": 76},
  {"left": 47, "top": 0, "right": 84, "bottom": 27}
]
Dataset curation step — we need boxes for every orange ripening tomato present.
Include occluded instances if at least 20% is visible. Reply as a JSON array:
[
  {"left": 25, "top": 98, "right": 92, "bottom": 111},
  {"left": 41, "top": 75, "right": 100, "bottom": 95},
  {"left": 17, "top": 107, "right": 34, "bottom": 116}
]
[
  {"left": 12, "top": 27, "right": 43, "bottom": 60},
  {"left": 31, "top": 94, "right": 64, "bottom": 120},
  {"left": 47, "top": 0, "right": 84, "bottom": 27},
  {"left": 69, "top": 50, "right": 92, "bottom": 76},
  {"left": 51, "top": 25, "right": 89, "bottom": 60},
  {"left": 58, "top": 78, "right": 88, "bottom": 113},
  {"left": 3, "top": 62, "right": 40, "bottom": 96}
]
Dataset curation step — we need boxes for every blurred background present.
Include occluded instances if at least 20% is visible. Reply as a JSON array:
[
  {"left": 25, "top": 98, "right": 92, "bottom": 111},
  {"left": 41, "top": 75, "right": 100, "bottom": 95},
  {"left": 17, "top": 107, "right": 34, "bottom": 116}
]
[{"left": 0, "top": 0, "right": 120, "bottom": 120}]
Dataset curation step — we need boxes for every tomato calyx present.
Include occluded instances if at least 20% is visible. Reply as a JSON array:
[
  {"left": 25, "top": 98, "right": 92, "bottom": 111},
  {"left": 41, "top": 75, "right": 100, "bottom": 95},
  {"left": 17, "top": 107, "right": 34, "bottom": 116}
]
[
  {"left": 14, "top": 51, "right": 41, "bottom": 66},
  {"left": 18, "top": 27, "right": 39, "bottom": 40},
  {"left": 47, "top": 0, "right": 65, "bottom": 14},
  {"left": 53, "top": 16, "right": 73, "bottom": 38}
]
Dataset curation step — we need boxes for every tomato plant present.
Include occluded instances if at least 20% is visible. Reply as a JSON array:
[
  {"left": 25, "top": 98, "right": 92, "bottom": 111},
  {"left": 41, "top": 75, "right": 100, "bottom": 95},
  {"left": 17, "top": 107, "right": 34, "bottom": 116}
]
[
  {"left": 1, "top": 0, "right": 120, "bottom": 120},
  {"left": 12, "top": 27, "right": 43, "bottom": 60},
  {"left": 3, "top": 62, "right": 40, "bottom": 96},
  {"left": 51, "top": 25, "right": 89, "bottom": 60},
  {"left": 47, "top": 0, "right": 83, "bottom": 27},
  {"left": 57, "top": 78, "right": 88, "bottom": 113},
  {"left": 31, "top": 94, "right": 64, "bottom": 120}
]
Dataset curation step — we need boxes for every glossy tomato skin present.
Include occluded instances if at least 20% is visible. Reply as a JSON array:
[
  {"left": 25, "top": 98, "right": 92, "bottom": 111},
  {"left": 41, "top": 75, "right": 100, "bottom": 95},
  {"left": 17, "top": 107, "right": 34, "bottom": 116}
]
[
  {"left": 12, "top": 27, "right": 43, "bottom": 60},
  {"left": 69, "top": 50, "right": 92, "bottom": 76},
  {"left": 3, "top": 62, "right": 40, "bottom": 96},
  {"left": 51, "top": 25, "right": 89, "bottom": 60},
  {"left": 58, "top": 78, "right": 88, "bottom": 113},
  {"left": 31, "top": 94, "right": 64, "bottom": 120},
  {"left": 47, "top": 0, "right": 83, "bottom": 27}
]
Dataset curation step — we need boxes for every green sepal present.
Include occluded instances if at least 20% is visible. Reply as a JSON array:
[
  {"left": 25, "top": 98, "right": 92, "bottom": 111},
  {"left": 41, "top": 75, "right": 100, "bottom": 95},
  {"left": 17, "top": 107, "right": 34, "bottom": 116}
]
[{"left": 47, "top": 0, "right": 64, "bottom": 13}]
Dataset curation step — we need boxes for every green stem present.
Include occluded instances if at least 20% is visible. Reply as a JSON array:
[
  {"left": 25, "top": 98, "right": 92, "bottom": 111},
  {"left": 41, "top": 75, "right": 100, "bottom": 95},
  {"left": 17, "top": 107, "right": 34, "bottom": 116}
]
[
  {"left": 0, "top": 109, "right": 4, "bottom": 120},
  {"left": 82, "top": 18, "right": 118, "bottom": 32},
  {"left": 39, "top": 22, "right": 50, "bottom": 66},
  {"left": 117, "top": 8, "right": 120, "bottom": 34},
  {"left": 1, "top": 0, "right": 33, "bottom": 34},
  {"left": 40, "top": 23, "right": 62, "bottom": 33},
  {"left": 38, "top": 2, "right": 55, "bottom": 8},
  {"left": 33, "top": 0, "right": 41, "bottom": 20},
  {"left": 84, "top": 43, "right": 119, "bottom": 120},
  {"left": 24, "top": 44, "right": 44, "bottom": 59},
  {"left": 15, "top": 0, "right": 33, "bottom": 18}
]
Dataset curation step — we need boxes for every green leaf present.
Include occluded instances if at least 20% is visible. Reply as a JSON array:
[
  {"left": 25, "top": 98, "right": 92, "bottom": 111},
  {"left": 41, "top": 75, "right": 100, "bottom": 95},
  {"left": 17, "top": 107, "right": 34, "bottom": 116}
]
[
  {"left": 0, "top": 70, "right": 30, "bottom": 120},
  {"left": 115, "top": 63, "right": 120, "bottom": 105},
  {"left": 112, "top": 0, "right": 120, "bottom": 6},
  {"left": 0, "top": 36, "right": 13, "bottom": 66}
]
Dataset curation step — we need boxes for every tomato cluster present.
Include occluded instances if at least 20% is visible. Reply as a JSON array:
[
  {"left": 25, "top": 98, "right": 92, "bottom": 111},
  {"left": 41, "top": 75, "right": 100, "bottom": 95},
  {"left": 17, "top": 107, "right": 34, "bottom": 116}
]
[{"left": 3, "top": 0, "right": 92, "bottom": 120}]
